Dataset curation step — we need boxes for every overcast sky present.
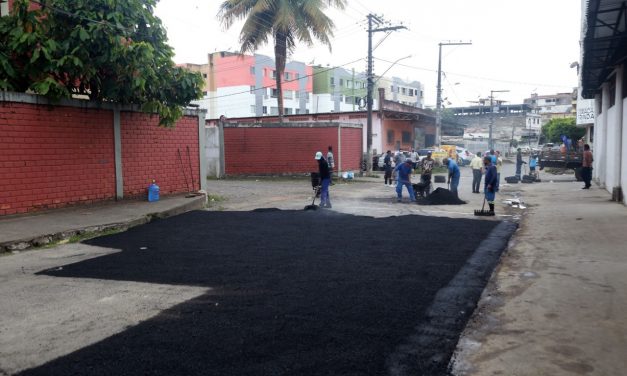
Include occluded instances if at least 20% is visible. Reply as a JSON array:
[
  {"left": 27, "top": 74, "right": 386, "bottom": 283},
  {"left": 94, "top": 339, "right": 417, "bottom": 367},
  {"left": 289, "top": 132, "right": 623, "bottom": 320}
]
[{"left": 154, "top": 0, "right": 581, "bottom": 108}]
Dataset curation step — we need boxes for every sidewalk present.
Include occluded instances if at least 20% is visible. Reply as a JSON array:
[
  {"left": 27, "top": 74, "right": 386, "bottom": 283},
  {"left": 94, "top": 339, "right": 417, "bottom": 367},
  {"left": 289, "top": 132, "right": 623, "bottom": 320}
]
[
  {"left": 0, "top": 194, "right": 207, "bottom": 253},
  {"left": 452, "top": 174, "right": 627, "bottom": 375}
]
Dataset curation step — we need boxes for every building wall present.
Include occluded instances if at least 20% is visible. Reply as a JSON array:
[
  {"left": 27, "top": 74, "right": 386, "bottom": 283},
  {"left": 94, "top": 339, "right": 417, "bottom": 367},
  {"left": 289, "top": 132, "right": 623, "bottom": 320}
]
[
  {"left": 593, "top": 64, "right": 626, "bottom": 203},
  {"left": 0, "top": 103, "right": 115, "bottom": 215},
  {"left": 378, "top": 76, "right": 424, "bottom": 108},
  {"left": 312, "top": 66, "right": 368, "bottom": 112},
  {"left": 189, "top": 52, "right": 314, "bottom": 119},
  {"left": 0, "top": 94, "right": 203, "bottom": 216},
  {"left": 120, "top": 112, "right": 200, "bottom": 197},
  {"left": 222, "top": 123, "right": 362, "bottom": 175}
]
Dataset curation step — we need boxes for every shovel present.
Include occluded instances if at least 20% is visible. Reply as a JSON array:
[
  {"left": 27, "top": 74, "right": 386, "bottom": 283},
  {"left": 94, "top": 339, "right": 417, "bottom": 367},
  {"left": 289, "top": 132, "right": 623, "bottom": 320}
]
[
  {"left": 304, "top": 185, "right": 320, "bottom": 211},
  {"left": 474, "top": 197, "right": 494, "bottom": 216}
]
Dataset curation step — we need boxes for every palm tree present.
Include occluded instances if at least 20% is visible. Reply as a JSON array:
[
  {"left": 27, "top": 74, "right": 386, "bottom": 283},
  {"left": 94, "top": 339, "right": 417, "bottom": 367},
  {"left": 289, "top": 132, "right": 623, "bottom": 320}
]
[{"left": 218, "top": 0, "right": 346, "bottom": 118}]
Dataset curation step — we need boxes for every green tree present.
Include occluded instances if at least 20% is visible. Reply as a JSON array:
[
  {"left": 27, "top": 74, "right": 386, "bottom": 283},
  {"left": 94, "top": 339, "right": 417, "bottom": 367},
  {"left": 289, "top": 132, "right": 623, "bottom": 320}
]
[
  {"left": 541, "top": 117, "right": 585, "bottom": 143},
  {"left": 218, "top": 0, "right": 346, "bottom": 118},
  {"left": 0, "top": 0, "right": 202, "bottom": 126}
]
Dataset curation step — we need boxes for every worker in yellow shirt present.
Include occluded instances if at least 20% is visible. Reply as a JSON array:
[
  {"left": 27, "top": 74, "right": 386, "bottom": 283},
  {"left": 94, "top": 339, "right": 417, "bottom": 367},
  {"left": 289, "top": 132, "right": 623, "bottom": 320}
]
[{"left": 470, "top": 152, "right": 484, "bottom": 193}]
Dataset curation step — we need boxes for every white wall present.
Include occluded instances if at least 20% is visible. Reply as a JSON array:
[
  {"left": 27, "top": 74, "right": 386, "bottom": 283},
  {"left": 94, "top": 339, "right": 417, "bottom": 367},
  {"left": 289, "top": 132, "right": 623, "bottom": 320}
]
[
  {"left": 205, "top": 126, "right": 221, "bottom": 178},
  {"left": 605, "top": 106, "right": 618, "bottom": 191},
  {"left": 216, "top": 86, "right": 256, "bottom": 118},
  {"left": 621, "top": 96, "right": 627, "bottom": 204}
]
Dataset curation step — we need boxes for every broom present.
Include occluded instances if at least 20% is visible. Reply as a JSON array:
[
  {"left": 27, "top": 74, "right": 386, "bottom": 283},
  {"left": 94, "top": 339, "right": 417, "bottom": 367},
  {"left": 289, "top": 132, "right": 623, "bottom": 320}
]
[{"left": 474, "top": 197, "right": 494, "bottom": 216}]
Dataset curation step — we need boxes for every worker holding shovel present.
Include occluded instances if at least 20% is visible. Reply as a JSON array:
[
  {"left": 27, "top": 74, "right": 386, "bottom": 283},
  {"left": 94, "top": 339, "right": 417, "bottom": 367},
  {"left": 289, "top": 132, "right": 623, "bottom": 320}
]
[
  {"left": 315, "top": 151, "right": 332, "bottom": 208},
  {"left": 394, "top": 159, "right": 416, "bottom": 203},
  {"left": 484, "top": 156, "right": 498, "bottom": 214}
]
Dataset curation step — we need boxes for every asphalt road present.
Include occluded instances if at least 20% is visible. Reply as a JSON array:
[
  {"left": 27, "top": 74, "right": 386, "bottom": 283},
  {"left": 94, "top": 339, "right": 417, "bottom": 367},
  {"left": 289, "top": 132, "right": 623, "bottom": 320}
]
[{"left": 12, "top": 209, "right": 515, "bottom": 376}]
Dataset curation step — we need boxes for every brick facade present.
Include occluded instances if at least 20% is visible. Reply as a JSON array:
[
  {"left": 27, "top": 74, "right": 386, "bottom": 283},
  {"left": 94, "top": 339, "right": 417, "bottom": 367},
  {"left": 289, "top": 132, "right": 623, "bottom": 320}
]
[
  {"left": 0, "top": 97, "right": 202, "bottom": 216},
  {"left": 121, "top": 112, "right": 200, "bottom": 196},
  {"left": 223, "top": 124, "right": 362, "bottom": 175}
]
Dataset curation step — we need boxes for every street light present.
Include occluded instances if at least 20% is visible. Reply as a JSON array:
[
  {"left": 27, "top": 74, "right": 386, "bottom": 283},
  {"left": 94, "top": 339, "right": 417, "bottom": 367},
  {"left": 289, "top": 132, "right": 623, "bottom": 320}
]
[{"left": 489, "top": 89, "right": 509, "bottom": 150}]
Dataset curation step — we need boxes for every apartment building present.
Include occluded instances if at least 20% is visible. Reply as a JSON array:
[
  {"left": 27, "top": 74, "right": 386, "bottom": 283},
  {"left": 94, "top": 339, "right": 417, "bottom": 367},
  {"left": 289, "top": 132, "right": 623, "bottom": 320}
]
[
  {"left": 377, "top": 76, "right": 424, "bottom": 109},
  {"left": 312, "top": 66, "right": 369, "bottom": 112},
  {"left": 183, "top": 52, "right": 313, "bottom": 119},
  {"left": 523, "top": 92, "right": 575, "bottom": 124}
]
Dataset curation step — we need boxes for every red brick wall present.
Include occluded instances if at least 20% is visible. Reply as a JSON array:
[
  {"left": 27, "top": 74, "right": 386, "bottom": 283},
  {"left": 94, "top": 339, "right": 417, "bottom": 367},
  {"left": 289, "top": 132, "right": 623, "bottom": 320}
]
[
  {"left": 0, "top": 102, "right": 115, "bottom": 215},
  {"left": 0, "top": 100, "right": 200, "bottom": 216},
  {"left": 121, "top": 112, "right": 199, "bottom": 196},
  {"left": 223, "top": 125, "right": 362, "bottom": 175}
]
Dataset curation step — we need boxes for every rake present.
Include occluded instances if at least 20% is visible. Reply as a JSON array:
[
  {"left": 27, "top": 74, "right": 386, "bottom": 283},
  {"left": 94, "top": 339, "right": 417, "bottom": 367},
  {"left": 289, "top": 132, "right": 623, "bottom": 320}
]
[{"left": 474, "top": 197, "right": 494, "bottom": 216}]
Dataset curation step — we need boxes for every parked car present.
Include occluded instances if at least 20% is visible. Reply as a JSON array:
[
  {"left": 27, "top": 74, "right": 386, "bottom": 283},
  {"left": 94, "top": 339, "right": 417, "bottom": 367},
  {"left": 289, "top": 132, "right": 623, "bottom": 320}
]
[{"left": 456, "top": 147, "right": 473, "bottom": 166}]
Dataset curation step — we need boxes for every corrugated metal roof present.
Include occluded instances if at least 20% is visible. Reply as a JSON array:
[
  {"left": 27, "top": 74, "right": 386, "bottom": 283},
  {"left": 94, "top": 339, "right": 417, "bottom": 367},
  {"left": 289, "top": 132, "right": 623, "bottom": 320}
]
[{"left": 581, "top": 0, "right": 627, "bottom": 98}]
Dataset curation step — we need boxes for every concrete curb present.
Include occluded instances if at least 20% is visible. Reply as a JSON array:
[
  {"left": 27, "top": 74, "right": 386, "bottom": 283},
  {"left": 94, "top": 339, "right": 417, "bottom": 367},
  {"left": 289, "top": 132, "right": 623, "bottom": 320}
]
[
  {"left": 386, "top": 220, "right": 519, "bottom": 375},
  {"left": 0, "top": 195, "right": 207, "bottom": 254}
]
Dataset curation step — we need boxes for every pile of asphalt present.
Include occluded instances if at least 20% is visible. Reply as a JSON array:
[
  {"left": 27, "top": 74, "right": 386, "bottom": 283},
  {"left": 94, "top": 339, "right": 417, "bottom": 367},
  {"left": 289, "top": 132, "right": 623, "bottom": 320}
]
[
  {"left": 25, "top": 210, "right": 512, "bottom": 376},
  {"left": 418, "top": 187, "right": 466, "bottom": 205}
]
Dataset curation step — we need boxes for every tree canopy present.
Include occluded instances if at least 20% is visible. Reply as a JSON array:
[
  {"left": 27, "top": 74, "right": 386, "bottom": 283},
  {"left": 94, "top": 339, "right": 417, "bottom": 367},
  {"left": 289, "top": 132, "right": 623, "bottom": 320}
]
[
  {"left": 0, "top": 0, "right": 202, "bottom": 126},
  {"left": 541, "top": 117, "right": 585, "bottom": 143},
  {"left": 218, "top": 0, "right": 346, "bottom": 118}
]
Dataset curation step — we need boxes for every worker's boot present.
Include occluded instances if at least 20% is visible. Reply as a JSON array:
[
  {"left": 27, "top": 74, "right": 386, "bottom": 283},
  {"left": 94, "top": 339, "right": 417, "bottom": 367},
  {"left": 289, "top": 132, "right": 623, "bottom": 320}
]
[{"left": 489, "top": 203, "right": 495, "bottom": 215}]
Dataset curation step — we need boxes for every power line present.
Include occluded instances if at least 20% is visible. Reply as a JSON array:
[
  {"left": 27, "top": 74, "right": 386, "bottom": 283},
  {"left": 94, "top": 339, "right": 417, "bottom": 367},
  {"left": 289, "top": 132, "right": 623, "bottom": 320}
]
[{"left": 372, "top": 57, "right": 573, "bottom": 89}]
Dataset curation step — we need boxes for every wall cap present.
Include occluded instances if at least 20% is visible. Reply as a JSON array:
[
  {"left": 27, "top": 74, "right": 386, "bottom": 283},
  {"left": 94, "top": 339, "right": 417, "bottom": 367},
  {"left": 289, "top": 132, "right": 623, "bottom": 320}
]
[
  {"left": 221, "top": 122, "right": 362, "bottom": 129},
  {"left": 0, "top": 91, "right": 205, "bottom": 117}
]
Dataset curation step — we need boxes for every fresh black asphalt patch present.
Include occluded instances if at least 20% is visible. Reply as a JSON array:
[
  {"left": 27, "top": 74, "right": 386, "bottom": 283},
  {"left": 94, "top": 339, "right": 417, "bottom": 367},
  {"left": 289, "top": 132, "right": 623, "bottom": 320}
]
[{"left": 26, "top": 210, "right": 516, "bottom": 376}]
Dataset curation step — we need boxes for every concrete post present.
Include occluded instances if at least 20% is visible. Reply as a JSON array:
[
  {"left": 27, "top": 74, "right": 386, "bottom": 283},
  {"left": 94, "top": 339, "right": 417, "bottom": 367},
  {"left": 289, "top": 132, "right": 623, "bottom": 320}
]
[
  {"left": 337, "top": 123, "right": 342, "bottom": 178},
  {"left": 113, "top": 108, "right": 123, "bottom": 200},
  {"left": 198, "top": 111, "right": 208, "bottom": 192},
  {"left": 218, "top": 119, "right": 226, "bottom": 178},
  {"left": 613, "top": 66, "right": 623, "bottom": 201}
]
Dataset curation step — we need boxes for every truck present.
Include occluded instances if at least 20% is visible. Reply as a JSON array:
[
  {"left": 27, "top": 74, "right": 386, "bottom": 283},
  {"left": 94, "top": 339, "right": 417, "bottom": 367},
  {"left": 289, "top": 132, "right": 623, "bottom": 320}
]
[{"left": 537, "top": 145, "right": 584, "bottom": 181}]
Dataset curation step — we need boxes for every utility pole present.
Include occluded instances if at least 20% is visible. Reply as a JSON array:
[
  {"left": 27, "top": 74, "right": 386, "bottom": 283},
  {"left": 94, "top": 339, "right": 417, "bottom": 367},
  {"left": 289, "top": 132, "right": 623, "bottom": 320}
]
[
  {"left": 366, "top": 14, "right": 406, "bottom": 174},
  {"left": 435, "top": 41, "right": 471, "bottom": 147},
  {"left": 489, "top": 89, "right": 509, "bottom": 150}
]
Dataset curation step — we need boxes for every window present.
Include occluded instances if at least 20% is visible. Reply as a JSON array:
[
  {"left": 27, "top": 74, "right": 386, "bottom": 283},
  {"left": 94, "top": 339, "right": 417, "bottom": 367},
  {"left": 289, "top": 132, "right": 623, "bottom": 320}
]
[
  {"left": 250, "top": 66, "right": 255, "bottom": 75},
  {"left": 330, "top": 77, "right": 335, "bottom": 86},
  {"left": 202, "top": 73, "right": 207, "bottom": 78},
  {"left": 387, "top": 130, "right": 394, "bottom": 144},
  {"left": 250, "top": 105, "right": 256, "bottom": 114},
  {"left": 347, "top": 80, "right": 353, "bottom": 88},
  {"left": 295, "top": 109, "right": 301, "bottom": 114},
  {"left": 284, "top": 90, "right": 293, "bottom": 99},
  {"left": 202, "top": 91, "right": 208, "bottom": 97},
  {"left": 249, "top": 85, "right": 255, "bottom": 94},
  {"left": 295, "top": 91, "right": 301, "bottom": 99},
  {"left": 408, "top": 89, "right": 414, "bottom": 97},
  {"left": 401, "top": 87, "right": 407, "bottom": 95},
  {"left": 339, "top": 78, "right": 344, "bottom": 86},
  {"left": 270, "top": 107, "right": 279, "bottom": 115},
  {"left": 262, "top": 106, "right": 268, "bottom": 114},
  {"left": 285, "top": 108, "right": 292, "bottom": 115},
  {"left": 285, "top": 72, "right": 291, "bottom": 80},
  {"left": 0, "top": 1, "right": 8, "bottom": 16},
  {"left": 272, "top": 70, "right": 277, "bottom": 79},
  {"left": 271, "top": 88, "right": 279, "bottom": 98},
  {"left": 402, "top": 131, "right": 412, "bottom": 143}
]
